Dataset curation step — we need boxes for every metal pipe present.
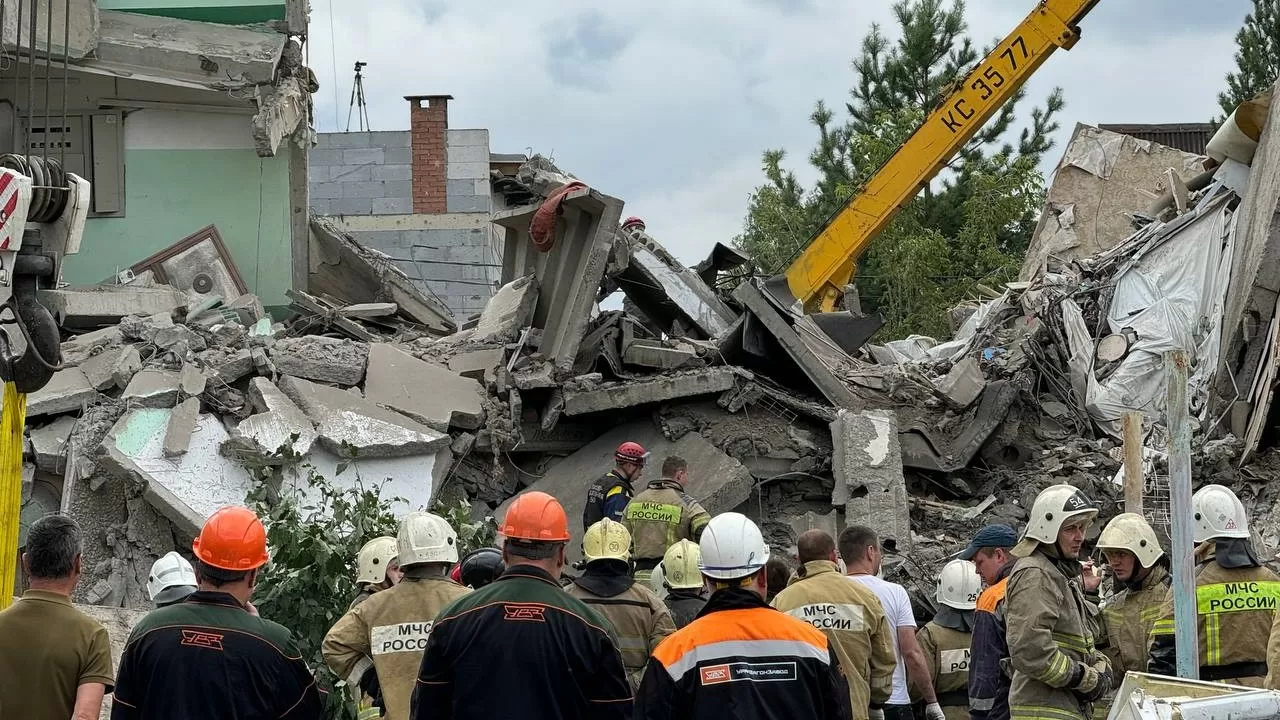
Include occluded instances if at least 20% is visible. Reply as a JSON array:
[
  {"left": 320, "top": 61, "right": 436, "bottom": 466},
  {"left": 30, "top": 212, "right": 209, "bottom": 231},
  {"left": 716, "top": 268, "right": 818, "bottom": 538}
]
[
  {"left": 24, "top": 0, "right": 33, "bottom": 154},
  {"left": 41, "top": 0, "right": 50, "bottom": 164},
  {"left": 12, "top": 0, "right": 21, "bottom": 150},
  {"left": 1166, "top": 349, "right": 1198, "bottom": 679},
  {"left": 59, "top": 0, "right": 67, "bottom": 168}
]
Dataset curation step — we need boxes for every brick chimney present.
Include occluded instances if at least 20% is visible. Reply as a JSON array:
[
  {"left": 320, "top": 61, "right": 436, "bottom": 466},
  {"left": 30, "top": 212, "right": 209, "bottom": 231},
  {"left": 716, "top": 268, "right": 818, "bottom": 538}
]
[{"left": 406, "top": 94, "right": 453, "bottom": 214}]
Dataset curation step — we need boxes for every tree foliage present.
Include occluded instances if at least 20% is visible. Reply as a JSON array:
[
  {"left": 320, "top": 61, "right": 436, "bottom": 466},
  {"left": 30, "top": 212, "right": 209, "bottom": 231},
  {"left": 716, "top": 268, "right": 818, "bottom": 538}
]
[
  {"left": 734, "top": 0, "right": 1060, "bottom": 339},
  {"left": 243, "top": 442, "right": 497, "bottom": 719},
  {"left": 1220, "top": 0, "right": 1280, "bottom": 118}
]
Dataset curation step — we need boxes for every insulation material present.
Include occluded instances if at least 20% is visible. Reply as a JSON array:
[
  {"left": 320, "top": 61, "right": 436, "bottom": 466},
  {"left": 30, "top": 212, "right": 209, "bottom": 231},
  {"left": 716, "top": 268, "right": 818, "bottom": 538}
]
[{"left": 1062, "top": 126, "right": 1126, "bottom": 178}]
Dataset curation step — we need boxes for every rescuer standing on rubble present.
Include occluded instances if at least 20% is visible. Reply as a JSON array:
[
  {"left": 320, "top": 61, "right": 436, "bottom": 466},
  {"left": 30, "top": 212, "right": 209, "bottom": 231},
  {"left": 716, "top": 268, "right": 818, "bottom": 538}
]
[
  {"left": 146, "top": 550, "right": 198, "bottom": 608},
  {"left": 634, "top": 512, "right": 852, "bottom": 720},
  {"left": 584, "top": 441, "right": 649, "bottom": 529},
  {"left": 348, "top": 536, "right": 401, "bottom": 610},
  {"left": 659, "top": 539, "right": 709, "bottom": 628},
  {"left": 1150, "top": 484, "right": 1279, "bottom": 686},
  {"left": 1093, "top": 513, "right": 1169, "bottom": 697},
  {"left": 1004, "top": 485, "right": 1112, "bottom": 720},
  {"left": 963, "top": 524, "right": 1018, "bottom": 720},
  {"left": 567, "top": 518, "right": 676, "bottom": 688},
  {"left": 412, "top": 491, "right": 633, "bottom": 719},
  {"left": 323, "top": 513, "right": 471, "bottom": 720},
  {"left": 112, "top": 505, "right": 323, "bottom": 719},
  {"left": 771, "top": 529, "right": 897, "bottom": 720},
  {"left": 913, "top": 559, "right": 982, "bottom": 720},
  {"left": 623, "top": 454, "right": 711, "bottom": 583},
  {"left": 842, "top": 525, "right": 945, "bottom": 720}
]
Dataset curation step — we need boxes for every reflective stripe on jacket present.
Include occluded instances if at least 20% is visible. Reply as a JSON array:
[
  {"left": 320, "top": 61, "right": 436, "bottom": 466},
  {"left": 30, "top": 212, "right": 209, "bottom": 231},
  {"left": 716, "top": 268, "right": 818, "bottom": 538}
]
[
  {"left": 635, "top": 587, "right": 852, "bottom": 720},
  {"left": 622, "top": 480, "right": 711, "bottom": 563},
  {"left": 1006, "top": 551, "right": 1106, "bottom": 720},
  {"left": 1097, "top": 564, "right": 1168, "bottom": 680},
  {"left": 771, "top": 560, "right": 896, "bottom": 718},
  {"left": 916, "top": 621, "right": 971, "bottom": 720},
  {"left": 584, "top": 471, "right": 634, "bottom": 529},
  {"left": 566, "top": 574, "right": 676, "bottom": 689},
  {"left": 1150, "top": 544, "right": 1277, "bottom": 686},
  {"left": 323, "top": 574, "right": 471, "bottom": 720},
  {"left": 970, "top": 563, "right": 1013, "bottom": 720}
]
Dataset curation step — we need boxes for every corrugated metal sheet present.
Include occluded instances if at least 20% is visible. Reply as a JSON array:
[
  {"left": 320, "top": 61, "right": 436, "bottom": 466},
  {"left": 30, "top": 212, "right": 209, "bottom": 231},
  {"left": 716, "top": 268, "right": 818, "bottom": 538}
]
[{"left": 1098, "top": 123, "right": 1213, "bottom": 155}]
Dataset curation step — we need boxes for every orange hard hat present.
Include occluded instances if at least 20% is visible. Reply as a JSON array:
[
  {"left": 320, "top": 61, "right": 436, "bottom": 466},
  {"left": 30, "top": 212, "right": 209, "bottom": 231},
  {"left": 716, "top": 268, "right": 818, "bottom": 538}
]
[
  {"left": 500, "top": 491, "right": 571, "bottom": 542},
  {"left": 192, "top": 505, "right": 270, "bottom": 571}
]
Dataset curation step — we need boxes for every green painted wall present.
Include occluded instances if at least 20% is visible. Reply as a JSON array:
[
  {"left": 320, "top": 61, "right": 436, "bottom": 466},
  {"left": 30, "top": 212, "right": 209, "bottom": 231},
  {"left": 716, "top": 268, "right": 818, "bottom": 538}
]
[
  {"left": 98, "top": 0, "right": 284, "bottom": 23},
  {"left": 67, "top": 149, "right": 293, "bottom": 306}
]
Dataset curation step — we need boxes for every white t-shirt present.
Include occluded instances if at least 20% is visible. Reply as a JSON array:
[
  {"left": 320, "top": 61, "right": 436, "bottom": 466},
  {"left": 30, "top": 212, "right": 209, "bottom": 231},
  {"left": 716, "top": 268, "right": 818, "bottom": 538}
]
[{"left": 848, "top": 573, "right": 917, "bottom": 705}]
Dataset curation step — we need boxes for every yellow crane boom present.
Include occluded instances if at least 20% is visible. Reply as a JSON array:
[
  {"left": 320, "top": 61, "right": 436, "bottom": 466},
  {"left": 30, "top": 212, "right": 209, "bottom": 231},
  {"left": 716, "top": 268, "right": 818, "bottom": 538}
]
[{"left": 777, "top": 0, "right": 1102, "bottom": 313}]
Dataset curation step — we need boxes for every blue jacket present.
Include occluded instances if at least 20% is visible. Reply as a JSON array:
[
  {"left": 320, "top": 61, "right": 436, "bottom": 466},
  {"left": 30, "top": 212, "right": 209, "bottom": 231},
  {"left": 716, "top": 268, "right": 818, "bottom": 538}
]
[{"left": 969, "top": 562, "right": 1014, "bottom": 720}]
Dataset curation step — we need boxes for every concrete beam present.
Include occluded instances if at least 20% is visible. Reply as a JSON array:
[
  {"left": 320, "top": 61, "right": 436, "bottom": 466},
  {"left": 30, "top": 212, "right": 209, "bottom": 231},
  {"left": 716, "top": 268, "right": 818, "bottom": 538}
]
[
  {"left": 562, "top": 367, "right": 737, "bottom": 416},
  {"left": 2, "top": 0, "right": 99, "bottom": 61},
  {"left": 278, "top": 375, "right": 450, "bottom": 458},
  {"left": 39, "top": 285, "right": 185, "bottom": 330},
  {"left": 329, "top": 213, "right": 491, "bottom": 232},
  {"left": 90, "top": 11, "right": 285, "bottom": 90},
  {"left": 831, "top": 409, "right": 912, "bottom": 550}
]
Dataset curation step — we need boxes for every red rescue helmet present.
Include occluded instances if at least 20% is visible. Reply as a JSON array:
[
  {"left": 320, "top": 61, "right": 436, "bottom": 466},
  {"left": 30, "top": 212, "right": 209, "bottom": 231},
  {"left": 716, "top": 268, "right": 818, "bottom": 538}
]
[
  {"left": 621, "top": 216, "right": 646, "bottom": 231},
  {"left": 615, "top": 441, "right": 649, "bottom": 466}
]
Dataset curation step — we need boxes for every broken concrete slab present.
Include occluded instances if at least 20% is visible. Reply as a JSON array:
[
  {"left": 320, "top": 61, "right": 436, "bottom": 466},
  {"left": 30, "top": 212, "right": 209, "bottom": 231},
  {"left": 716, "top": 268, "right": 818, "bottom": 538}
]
[
  {"left": 936, "top": 356, "right": 985, "bottom": 408},
  {"left": 200, "top": 348, "right": 254, "bottom": 385},
  {"left": 734, "top": 280, "right": 860, "bottom": 408},
  {"left": 119, "top": 312, "right": 175, "bottom": 343},
  {"left": 496, "top": 187, "right": 623, "bottom": 372},
  {"left": 27, "top": 368, "right": 97, "bottom": 417},
  {"left": 111, "top": 347, "right": 143, "bottom": 390},
  {"left": 562, "top": 367, "right": 737, "bottom": 416},
  {"left": 251, "top": 347, "right": 275, "bottom": 377},
  {"left": 785, "top": 509, "right": 841, "bottom": 558},
  {"left": 79, "top": 346, "right": 134, "bottom": 391},
  {"left": 122, "top": 370, "right": 181, "bottom": 408},
  {"left": 622, "top": 339, "right": 697, "bottom": 370},
  {"left": 279, "top": 375, "right": 450, "bottom": 458},
  {"left": 152, "top": 324, "right": 207, "bottom": 354},
  {"left": 252, "top": 74, "right": 308, "bottom": 157},
  {"left": 228, "top": 377, "right": 317, "bottom": 460},
  {"left": 60, "top": 326, "right": 124, "bottom": 367},
  {"left": 39, "top": 284, "right": 187, "bottom": 330},
  {"left": 288, "top": 446, "right": 438, "bottom": 518},
  {"left": 29, "top": 416, "right": 75, "bottom": 473},
  {"left": 612, "top": 225, "right": 738, "bottom": 339},
  {"left": 831, "top": 409, "right": 912, "bottom": 551},
  {"left": 512, "top": 363, "right": 556, "bottom": 390},
  {"left": 163, "top": 397, "right": 200, "bottom": 459},
  {"left": 471, "top": 274, "right": 539, "bottom": 343},
  {"left": 102, "top": 408, "right": 256, "bottom": 537},
  {"left": 364, "top": 344, "right": 484, "bottom": 431},
  {"left": 180, "top": 364, "right": 207, "bottom": 397},
  {"left": 448, "top": 348, "right": 505, "bottom": 381},
  {"left": 270, "top": 336, "right": 369, "bottom": 386},
  {"left": 501, "top": 419, "right": 754, "bottom": 565}
]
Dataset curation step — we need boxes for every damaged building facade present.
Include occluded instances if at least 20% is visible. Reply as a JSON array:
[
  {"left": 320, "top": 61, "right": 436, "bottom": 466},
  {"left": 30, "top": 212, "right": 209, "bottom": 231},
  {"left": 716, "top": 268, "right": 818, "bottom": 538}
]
[{"left": 0, "top": 0, "right": 313, "bottom": 311}]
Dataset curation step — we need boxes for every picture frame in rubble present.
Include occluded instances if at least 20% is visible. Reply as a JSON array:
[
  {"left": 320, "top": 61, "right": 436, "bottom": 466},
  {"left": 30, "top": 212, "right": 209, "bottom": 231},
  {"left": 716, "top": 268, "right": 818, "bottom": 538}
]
[{"left": 126, "top": 225, "right": 249, "bottom": 300}]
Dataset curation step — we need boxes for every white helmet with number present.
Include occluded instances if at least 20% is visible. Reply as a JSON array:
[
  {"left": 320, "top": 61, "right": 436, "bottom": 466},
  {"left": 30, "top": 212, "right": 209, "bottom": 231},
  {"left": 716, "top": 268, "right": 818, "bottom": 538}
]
[
  {"left": 147, "top": 551, "right": 197, "bottom": 605},
  {"left": 1013, "top": 484, "right": 1098, "bottom": 557},
  {"left": 663, "top": 539, "right": 705, "bottom": 590},
  {"left": 936, "top": 559, "right": 982, "bottom": 610},
  {"left": 1097, "top": 513, "right": 1164, "bottom": 568},
  {"left": 356, "top": 536, "right": 399, "bottom": 585},
  {"left": 1192, "top": 484, "right": 1250, "bottom": 543},
  {"left": 584, "top": 518, "right": 632, "bottom": 563},
  {"left": 397, "top": 512, "right": 458, "bottom": 567},
  {"left": 699, "top": 512, "right": 770, "bottom": 580}
]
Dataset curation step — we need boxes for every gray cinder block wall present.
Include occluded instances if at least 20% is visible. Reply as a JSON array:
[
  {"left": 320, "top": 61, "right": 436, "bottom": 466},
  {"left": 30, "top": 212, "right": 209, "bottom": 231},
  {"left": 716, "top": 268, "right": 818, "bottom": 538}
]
[{"left": 307, "top": 96, "right": 500, "bottom": 322}]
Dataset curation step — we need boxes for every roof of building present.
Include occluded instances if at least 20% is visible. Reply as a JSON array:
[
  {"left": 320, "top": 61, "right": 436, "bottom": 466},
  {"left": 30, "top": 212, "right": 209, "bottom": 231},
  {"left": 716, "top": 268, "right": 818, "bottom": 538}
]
[{"left": 1097, "top": 123, "right": 1214, "bottom": 155}]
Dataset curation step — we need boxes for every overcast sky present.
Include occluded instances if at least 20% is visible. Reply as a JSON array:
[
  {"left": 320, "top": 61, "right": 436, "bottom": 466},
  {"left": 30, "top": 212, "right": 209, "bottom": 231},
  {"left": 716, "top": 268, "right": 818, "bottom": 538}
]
[{"left": 308, "top": 0, "right": 1251, "bottom": 265}]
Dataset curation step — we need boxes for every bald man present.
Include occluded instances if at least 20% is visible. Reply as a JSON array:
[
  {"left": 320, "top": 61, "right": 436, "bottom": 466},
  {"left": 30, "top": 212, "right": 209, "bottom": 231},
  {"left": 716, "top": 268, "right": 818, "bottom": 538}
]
[{"left": 772, "top": 530, "right": 898, "bottom": 720}]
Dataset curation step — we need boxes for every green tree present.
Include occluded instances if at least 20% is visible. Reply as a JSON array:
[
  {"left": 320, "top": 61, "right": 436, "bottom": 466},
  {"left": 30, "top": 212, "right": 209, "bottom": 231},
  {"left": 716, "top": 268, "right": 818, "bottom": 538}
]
[
  {"left": 735, "top": 0, "right": 1061, "bottom": 339},
  {"left": 1219, "top": 0, "right": 1280, "bottom": 118}
]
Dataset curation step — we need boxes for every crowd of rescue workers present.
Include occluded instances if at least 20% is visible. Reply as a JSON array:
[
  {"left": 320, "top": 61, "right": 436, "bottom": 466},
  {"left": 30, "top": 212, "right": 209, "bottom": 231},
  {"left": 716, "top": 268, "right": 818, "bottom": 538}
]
[{"left": 2, "top": 440, "right": 1279, "bottom": 720}]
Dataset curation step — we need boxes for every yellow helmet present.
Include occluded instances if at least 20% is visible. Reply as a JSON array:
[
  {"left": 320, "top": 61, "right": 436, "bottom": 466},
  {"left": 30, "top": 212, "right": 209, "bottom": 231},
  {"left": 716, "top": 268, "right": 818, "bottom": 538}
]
[
  {"left": 663, "top": 539, "right": 704, "bottom": 590},
  {"left": 583, "top": 518, "right": 631, "bottom": 563}
]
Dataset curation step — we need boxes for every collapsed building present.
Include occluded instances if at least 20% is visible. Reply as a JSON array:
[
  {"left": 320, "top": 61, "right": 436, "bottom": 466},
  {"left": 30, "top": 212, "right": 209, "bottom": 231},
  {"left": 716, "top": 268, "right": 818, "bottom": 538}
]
[{"left": 19, "top": 86, "right": 1280, "bottom": 625}]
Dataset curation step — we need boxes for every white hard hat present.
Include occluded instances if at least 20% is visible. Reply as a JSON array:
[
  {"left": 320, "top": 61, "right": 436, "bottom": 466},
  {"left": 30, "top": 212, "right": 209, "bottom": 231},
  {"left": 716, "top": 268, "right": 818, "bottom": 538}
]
[
  {"left": 147, "top": 551, "right": 197, "bottom": 604},
  {"left": 1192, "top": 484, "right": 1250, "bottom": 543},
  {"left": 699, "top": 512, "right": 770, "bottom": 580},
  {"left": 397, "top": 512, "right": 458, "bottom": 567},
  {"left": 583, "top": 518, "right": 632, "bottom": 563},
  {"left": 663, "top": 539, "right": 705, "bottom": 590},
  {"left": 1012, "top": 484, "right": 1098, "bottom": 557},
  {"left": 356, "top": 536, "right": 399, "bottom": 585},
  {"left": 649, "top": 562, "right": 669, "bottom": 600},
  {"left": 1097, "top": 513, "right": 1164, "bottom": 568},
  {"left": 936, "top": 559, "right": 982, "bottom": 610}
]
